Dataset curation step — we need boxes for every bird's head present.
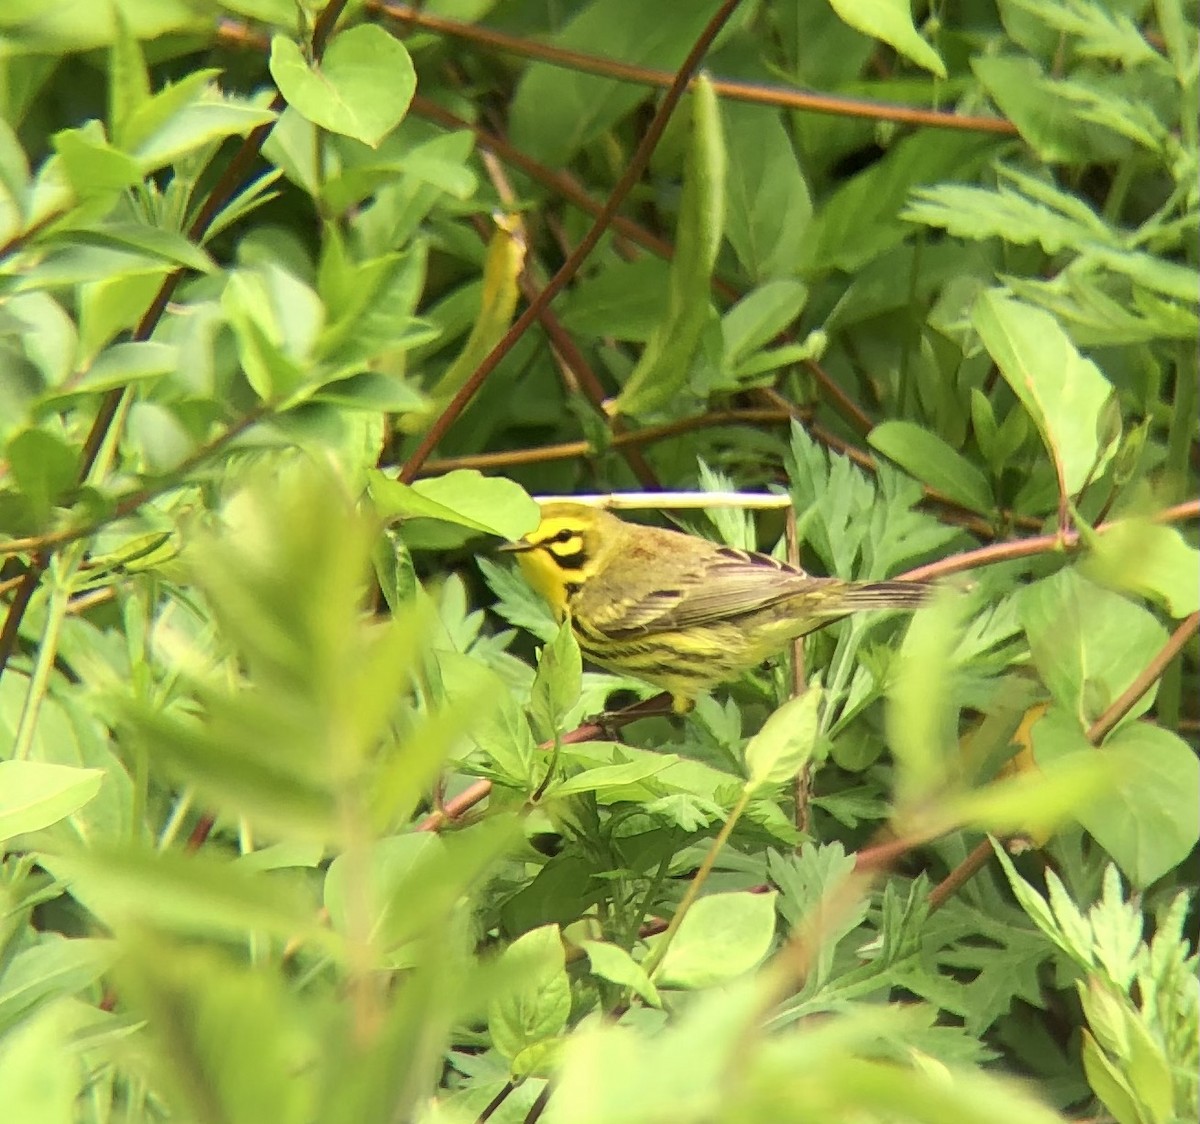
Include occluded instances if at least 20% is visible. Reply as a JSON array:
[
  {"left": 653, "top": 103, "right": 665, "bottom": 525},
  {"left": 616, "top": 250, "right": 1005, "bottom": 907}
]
[{"left": 500, "top": 502, "right": 626, "bottom": 618}]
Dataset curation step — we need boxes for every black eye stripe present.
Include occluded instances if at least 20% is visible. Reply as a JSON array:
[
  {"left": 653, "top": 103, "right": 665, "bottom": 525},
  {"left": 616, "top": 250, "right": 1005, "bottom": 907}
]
[
  {"left": 536, "top": 531, "right": 581, "bottom": 551},
  {"left": 543, "top": 546, "right": 587, "bottom": 570}
]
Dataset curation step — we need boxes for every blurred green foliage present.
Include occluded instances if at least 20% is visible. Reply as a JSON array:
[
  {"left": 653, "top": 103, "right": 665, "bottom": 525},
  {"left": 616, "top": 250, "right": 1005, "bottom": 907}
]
[{"left": 0, "top": 1, "right": 1196, "bottom": 1122}]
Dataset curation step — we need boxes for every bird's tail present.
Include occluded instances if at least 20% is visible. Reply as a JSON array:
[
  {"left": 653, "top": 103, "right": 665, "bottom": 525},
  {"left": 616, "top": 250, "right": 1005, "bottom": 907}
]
[{"left": 834, "top": 580, "right": 929, "bottom": 613}]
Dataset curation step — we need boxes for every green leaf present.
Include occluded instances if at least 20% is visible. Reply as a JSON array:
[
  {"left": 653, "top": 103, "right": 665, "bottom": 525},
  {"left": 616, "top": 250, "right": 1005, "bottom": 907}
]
[
  {"left": 13, "top": 244, "right": 165, "bottom": 292},
  {"left": 221, "top": 267, "right": 318, "bottom": 402},
  {"left": 903, "top": 181, "right": 1112, "bottom": 257},
  {"left": 0, "top": 939, "right": 115, "bottom": 1039},
  {"left": 117, "top": 68, "right": 219, "bottom": 155},
  {"left": 923, "top": 742, "right": 1119, "bottom": 838},
  {"left": 39, "top": 847, "right": 334, "bottom": 949},
  {"left": 827, "top": 0, "right": 947, "bottom": 76},
  {"left": 722, "top": 102, "right": 812, "bottom": 282},
  {"left": 799, "top": 131, "right": 999, "bottom": 274},
  {"left": 0, "top": 761, "right": 103, "bottom": 844},
  {"left": 614, "top": 75, "right": 725, "bottom": 416},
  {"left": 5, "top": 427, "right": 77, "bottom": 525},
  {"left": 51, "top": 124, "right": 141, "bottom": 197},
  {"left": 107, "top": 6, "right": 150, "bottom": 149},
  {"left": 557, "top": 257, "right": 672, "bottom": 341},
  {"left": 1082, "top": 518, "right": 1200, "bottom": 617},
  {"left": 973, "top": 289, "right": 1118, "bottom": 496},
  {"left": 1081, "top": 1031, "right": 1144, "bottom": 1124},
  {"left": 975, "top": 53, "right": 1168, "bottom": 161},
  {"left": 132, "top": 98, "right": 277, "bottom": 171},
  {"left": 869, "top": 420, "right": 994, "bottom": 515},
  {"left": 65, "top": 220, "right": 215, "bottom": 274},
  {"left": 1003, "top": 0, "right": 1160, "bottom": 68},
  {"left": 529, "top": 619, "right": 583, "bottom": 743},
  {"left": 551, "top": 755, "right": 679, "bottom": 798},
  {"left": 469, "top": 690, "right": 539, "bottom": 787},
  {"left": 1122, "top": 1008, "right": 1176, "bottom": 1122},
  {"left": 1018, "top": 569, "right": 1167, "bottom": 728},
  {"left": 583, "top": 941, "right": 661, "bottom": 1008},
  {"left": 745, "top": 686, "right": 823, "bottom": 792},
  {"left": 0, "top": 116, "right": 30, "bottom": 242},
  {"left": 1037, "top": 718, "right": 1200, "bottom": 886},
  {"left": 1081, "top": 981, "right": 1175, "bottom": 1122},
  {"left": 316, "top": 242, "right": 431, "bottom": 372},
  {"left": 325, "top": 820, "right": 518, "bottom": 954},
  {"left": 369, "top": 469, "right": 539, "bottom": 542},
  {"left": 323, "top": 833, "right": 438, "bottom": 947},
  {"left": 269, "top": 26, "right": 416, "bottom": 148},
  {"left": 57, "top": 340, "right": 177, "bottom": 397},
  {"left": 487, "top": 924, "right": 571, "bottom": 1069},
  {"left": 508, "top": 2, "right": 715, "bottom": 166},
  {"left": 311, "top": 371, "right": 426, "bottom": 414},
  {"left": 114, "top": 935, "right": 317, "bottom": 1124},
  {"left": 721, "top": 280, "right": 809, "bottom": 369},
  {"left": 0, "top": 292, "right": 76, "bottom": 389},
  {"left": 126, "top": 691, "right": 337, "bottom": 845},
  {"left": 1084, "top": 245, "right": 1200, "bottom": 303},
  {"left": 993, "top": 844, "right": 1080, "bottom": 954},
  {"left": 886, "top": 590, "right": 962, "bottom": 808},
  {"left": 128, "top": 400, "right": 196, "bottom": 473},
  {"left": 651, "top": 891, "right": 777, "bottom": 989},
  {"left": 76, "top": 269, "right": 169, "bottom": 365},
  {"left": 0, "top": 1004, "right": 82, "bottom": 1123}
]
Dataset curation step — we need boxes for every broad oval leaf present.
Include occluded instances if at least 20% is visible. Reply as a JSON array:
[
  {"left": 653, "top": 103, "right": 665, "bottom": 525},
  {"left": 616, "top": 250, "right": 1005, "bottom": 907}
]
[
  {"left": 269, "top": 27, "right": 415, "bottom": 148},
  {"left": 745, "top": 686, "right": 823, "bottom": 791},
  {"left": 369, "top": 468, "right": 539, "bottom": 542},
  {"left": 972, "top": 289, "right": 1118, "bottom": 496},
  {"left": 487, "top": 924, "right": 571, "bottom": 1065},
  {"left": 651, "top": 891, "right": 777, "bottom": 989},
  {"left": 1036, "top": 717, "right": 1200, "bottom": 887}
]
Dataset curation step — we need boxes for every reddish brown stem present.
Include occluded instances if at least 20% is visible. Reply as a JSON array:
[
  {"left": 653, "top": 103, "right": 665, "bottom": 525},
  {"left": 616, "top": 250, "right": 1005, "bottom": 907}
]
[
  {"left": 416, "top": 407, "right": 795, "bottom": 475},
  {"left": 900, "top": 499, "right": 1200, "bottom": 582},
  {"left": 377, "top": 2, "right": 1017, "bottom": 136}
]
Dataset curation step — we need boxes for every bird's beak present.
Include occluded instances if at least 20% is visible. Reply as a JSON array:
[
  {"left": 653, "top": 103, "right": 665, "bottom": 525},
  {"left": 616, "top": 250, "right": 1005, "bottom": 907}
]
[{"left": 498, "top": 538, "right": 535, "bottom": 554}]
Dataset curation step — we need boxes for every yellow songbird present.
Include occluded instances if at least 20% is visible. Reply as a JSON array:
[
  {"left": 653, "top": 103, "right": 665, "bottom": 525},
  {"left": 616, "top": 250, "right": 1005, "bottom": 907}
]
[{"left": 502, "top": 502, "right": 929, "bottom": 712}]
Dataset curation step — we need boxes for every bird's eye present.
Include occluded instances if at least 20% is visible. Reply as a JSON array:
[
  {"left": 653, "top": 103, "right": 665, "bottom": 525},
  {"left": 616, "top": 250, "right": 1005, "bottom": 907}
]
[{"left": 552, "top": 528, "right": 576, "bottom": 544}]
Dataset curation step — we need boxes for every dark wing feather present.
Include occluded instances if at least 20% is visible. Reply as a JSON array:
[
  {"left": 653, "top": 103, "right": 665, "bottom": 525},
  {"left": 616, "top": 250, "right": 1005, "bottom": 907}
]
[{"left": 589, "top": 546, "right": 828, "bottom": 638}]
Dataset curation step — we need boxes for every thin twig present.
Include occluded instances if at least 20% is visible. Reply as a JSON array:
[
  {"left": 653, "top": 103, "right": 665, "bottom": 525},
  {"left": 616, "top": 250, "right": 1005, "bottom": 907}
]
[
  {"left": 899, "top": 499, "right": 1200, "bottom": 583},
  {"left": 1086, "top": 612, "right": 1199, "bottom": 744},
  {"left": 411, "top": 94, "right": 677, "bottom": 260},
  {"left": 376, "top": 2, "right": 1018, "bottom": 136},
  {"left": 416, "top": 407, "right": 793, "bottom": 475}
]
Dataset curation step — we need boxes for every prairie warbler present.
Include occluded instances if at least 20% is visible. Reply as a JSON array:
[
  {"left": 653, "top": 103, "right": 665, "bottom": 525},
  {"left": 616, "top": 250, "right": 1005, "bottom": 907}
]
[{"left": 502, "top": 502, "right": 929, "bottom": 712}]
